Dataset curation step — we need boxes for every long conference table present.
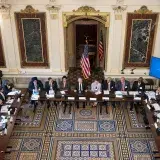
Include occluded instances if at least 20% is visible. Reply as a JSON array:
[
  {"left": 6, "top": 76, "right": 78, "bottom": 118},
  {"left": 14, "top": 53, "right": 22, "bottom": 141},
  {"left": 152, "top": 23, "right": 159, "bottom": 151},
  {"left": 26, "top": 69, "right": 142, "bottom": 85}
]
[
  {"left": 145, "top": 104, "right": 160, "bottom": 158},
  {"left": 0, "top": 89, "right": 27, "bottom": 160},
  {"left": 32, "top": 90, "right": 143, "bottom": 114}
]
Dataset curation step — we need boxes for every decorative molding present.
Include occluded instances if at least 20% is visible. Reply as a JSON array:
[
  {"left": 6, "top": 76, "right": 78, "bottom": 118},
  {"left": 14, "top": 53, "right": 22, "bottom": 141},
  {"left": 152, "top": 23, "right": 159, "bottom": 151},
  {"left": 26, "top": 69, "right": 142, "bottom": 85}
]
[
  {"left": 134, "top": 6, "right": 152, "bottom": 14},
  {"left": 112, "top": 5, "right": 127, "bottom": 13},
  {"left": 73, "top": 6, "right": 99, "bottom": 13},
  {"left": 46, "top": 0, "right": 61, "bottom": 18},
  {"left": 115, "top": 14, "right": 122, "bottom": 20},
  {"left": 63, "top": 6, "right": 110, "bottom": 28},
  {"left": 20, "top": 5, "right": 39, "bottom": 14},
  {"left": 0, "top": 0, "right": 11, "bottom": 14}
]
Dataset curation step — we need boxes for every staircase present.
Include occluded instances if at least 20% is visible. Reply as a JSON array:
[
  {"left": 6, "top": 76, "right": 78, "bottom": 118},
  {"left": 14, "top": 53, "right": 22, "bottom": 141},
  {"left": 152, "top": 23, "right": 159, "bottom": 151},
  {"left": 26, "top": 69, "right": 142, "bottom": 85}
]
[{"left": 67, "top": 67, "right": 104, "bottom": 87}]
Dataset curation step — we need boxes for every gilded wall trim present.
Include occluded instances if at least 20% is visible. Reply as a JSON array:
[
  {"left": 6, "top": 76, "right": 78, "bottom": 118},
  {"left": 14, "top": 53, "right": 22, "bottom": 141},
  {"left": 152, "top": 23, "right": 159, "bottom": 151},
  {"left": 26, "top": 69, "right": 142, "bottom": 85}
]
[
  {"left": 20, "top": 5, "right": 39, "bottom": 14},
  {"left": 63, "top": 6, "right": 110, "bottom": 28},
  {"left": 134, "top": 6, "right": 152, "bottom": 14}
]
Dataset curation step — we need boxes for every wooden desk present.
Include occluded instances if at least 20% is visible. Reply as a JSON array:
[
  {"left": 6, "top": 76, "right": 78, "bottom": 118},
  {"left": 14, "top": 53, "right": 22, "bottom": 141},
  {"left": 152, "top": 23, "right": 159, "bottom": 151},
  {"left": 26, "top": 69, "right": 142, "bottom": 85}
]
[
  {"left": 0, "top": 89, "right": 27, "bottom": 160},
  {"left": 145, "top": 106, "right": 160, "bottom": 156}
]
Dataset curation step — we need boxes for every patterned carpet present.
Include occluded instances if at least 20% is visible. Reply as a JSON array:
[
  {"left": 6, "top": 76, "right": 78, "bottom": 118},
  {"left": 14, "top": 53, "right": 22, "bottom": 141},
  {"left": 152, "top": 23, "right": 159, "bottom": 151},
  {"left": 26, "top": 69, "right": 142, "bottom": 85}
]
[{"left": 4, "top": 102, "right": 158, "bottom": 160}]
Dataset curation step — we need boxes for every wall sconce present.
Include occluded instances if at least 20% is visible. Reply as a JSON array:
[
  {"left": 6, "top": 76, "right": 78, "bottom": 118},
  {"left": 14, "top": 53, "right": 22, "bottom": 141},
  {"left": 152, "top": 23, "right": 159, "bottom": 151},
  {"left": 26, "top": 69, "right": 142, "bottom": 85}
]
[{"left": 46, "top": 0, "right": 61, "bottom": 18}]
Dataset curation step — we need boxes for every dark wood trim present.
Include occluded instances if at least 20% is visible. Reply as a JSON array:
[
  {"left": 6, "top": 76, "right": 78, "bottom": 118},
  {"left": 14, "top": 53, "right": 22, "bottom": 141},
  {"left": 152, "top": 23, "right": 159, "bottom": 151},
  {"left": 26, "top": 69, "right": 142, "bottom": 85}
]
[
  {"left": 15, "top": 12, "right": 49, "bottom": 68},
  {"left": 123, "top": 13, "right": 158, "bottom": 68}
]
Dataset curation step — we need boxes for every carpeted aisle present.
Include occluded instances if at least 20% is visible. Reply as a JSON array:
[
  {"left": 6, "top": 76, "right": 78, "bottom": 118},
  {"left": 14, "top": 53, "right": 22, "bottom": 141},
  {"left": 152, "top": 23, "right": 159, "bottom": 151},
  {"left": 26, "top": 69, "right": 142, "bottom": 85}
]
[{"left": 4, "top": 102, "right": 157, "bottom": 160}]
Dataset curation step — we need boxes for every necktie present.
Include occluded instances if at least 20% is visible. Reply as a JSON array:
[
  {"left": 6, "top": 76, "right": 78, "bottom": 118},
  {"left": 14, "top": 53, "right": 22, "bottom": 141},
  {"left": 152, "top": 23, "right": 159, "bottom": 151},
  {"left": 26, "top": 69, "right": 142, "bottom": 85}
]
[
  {"left": 122, "top": 82, "right": 125, "bottom": 91},
  {"left": 108, "top": 83, "right": 110, "bottom": 91}
]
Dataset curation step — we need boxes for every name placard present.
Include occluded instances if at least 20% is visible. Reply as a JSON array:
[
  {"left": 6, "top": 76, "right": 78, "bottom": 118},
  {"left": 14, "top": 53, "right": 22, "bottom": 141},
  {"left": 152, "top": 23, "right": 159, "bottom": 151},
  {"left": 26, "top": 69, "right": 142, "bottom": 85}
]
[
  {"left": 134, "top": 97, "right": 141, "bottom": 101},
  {"left": 79, "top": 97, "right": 86, "bottom": 100},
  {"left": 68, "top": 97, "right": 75, "bottom": 100},
  {"left": 102, "top": 97, "right": 109, "bottom": 100},
  {"left": 90, "top": 98, "right": 97, "bottom": 101}
]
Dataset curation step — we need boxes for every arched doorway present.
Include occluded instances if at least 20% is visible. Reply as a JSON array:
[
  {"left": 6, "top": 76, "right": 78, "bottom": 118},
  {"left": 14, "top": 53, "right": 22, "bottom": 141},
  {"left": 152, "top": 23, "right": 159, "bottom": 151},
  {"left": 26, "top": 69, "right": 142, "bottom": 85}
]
[{"left": 63, "top": 6, "right": 110, "bottom": 71}]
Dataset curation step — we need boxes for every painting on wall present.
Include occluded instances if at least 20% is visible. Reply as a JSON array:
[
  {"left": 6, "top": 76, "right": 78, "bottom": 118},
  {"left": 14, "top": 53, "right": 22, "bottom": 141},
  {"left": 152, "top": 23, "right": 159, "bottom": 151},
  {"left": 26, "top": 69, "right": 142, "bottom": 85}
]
[
  {"left": 0, "top": 27, "right": 6, "bottom": 68},
  {"left": 15, "top": 5, "right": 49, "bottom": 67},
  {"left": 123, "top": 6, "right": 158, "bottom": 68}
]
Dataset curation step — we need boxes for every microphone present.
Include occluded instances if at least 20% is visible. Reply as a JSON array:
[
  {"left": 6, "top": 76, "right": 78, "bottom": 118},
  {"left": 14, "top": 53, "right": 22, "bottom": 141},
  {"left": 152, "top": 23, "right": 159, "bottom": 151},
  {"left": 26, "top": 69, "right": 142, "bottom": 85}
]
[
  {"left": 130, "top": 68, "right": 136, "bottom": 74},
  {"left": 121, "top": 68, "right": 125, "bottom": 74}
]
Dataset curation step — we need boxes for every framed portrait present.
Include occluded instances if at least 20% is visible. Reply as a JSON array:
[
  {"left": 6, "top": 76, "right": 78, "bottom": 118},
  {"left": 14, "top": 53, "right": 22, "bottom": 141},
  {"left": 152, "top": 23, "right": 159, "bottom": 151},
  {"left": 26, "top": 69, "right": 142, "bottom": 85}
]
[
  {"left": 123, "top": 11, "right": 158, "bottom": 68},
  {"left": 15, "top": 6, "right": 49, "bottom": 68}
]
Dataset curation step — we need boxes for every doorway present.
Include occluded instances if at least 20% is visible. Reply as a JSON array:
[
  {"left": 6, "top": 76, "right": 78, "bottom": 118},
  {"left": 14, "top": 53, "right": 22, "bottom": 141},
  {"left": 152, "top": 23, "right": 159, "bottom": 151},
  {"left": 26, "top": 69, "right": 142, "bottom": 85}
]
[{"left": 75, "top": 24, "right": 97, "bottom": 68}]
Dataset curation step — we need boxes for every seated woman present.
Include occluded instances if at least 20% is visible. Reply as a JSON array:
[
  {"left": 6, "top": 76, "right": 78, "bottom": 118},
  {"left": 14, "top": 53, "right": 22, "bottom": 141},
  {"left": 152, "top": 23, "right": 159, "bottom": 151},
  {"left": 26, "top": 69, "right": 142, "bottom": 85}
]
[
  {"left": 28, "top": 77, "right": 43, "bottom": 97},
  {"left": 59, "top": 76, "right": 70, "bottom": 91},
  {"left": 91, "top": 79, "right": 101, "bottom": 107}
]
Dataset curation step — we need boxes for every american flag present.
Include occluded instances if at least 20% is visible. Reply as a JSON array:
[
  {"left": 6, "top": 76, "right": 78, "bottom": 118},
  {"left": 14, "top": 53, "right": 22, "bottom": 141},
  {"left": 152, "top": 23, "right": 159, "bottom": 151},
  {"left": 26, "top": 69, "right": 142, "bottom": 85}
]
[
  {"left": 98, "top": 30, "right": 104, "bottom": 61},
  {"left": 80, "top": 43, "right": 91, "bottom": 79}
]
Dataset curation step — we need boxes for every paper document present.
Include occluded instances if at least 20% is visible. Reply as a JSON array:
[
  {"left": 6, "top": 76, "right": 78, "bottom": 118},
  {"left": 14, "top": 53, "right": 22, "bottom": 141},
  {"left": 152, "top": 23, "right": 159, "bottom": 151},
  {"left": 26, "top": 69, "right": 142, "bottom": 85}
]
[
  {"left": 1, "top": 105, "right": 10, "bottom": 113},
  {"left": 8, "top": 90, "right": 21, "bottom": 95},
  {"left": 116, "top": 95, "right": 123, "bottom": 98},
  {"left": 152, "top": 103, "right": 160, "bottom": 111},
  {"left": 129, "top": 91, "right": 138, "bottom": 95},
  {"left": 115, "top": 91, "right": 122, "bottom": 95},
  {"left": 103, "top": 90, "right": 109, "bottom": 94},
  {"left": 6, "top": 99, "right": 14, "bottom": 104},
  {"left": 31, "top": 94, "right": 39, "bottom": 100},
  {"left": 60, "top": 91, "right": 65, "bottom": 95}
]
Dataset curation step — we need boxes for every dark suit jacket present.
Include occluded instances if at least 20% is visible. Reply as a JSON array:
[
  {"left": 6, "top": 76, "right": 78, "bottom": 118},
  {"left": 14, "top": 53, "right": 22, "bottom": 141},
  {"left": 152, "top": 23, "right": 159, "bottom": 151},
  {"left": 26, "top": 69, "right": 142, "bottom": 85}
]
[
  {"left": 28, "top": 80, "right": 43, "bottom": 92},
  {"left": 132, "top": 81, "right": 145, "bottom": 92},
  {"left": 116, "top": 80, "right": 130, "bottom": 91},
  {"left": 45, "top": 81, "right": 58, "bottom": 93},
  {"left": 3, "top": 85, "right": 12, "bottom": 96},
  {"left": 75, "top": 82, "right": 87, "bottom": 92},
  {"left": 102, "top": 80, "right": 116, "bottom": 91},
  {"left": 59, "top": 81, "right": 70, "bottom": 90}
]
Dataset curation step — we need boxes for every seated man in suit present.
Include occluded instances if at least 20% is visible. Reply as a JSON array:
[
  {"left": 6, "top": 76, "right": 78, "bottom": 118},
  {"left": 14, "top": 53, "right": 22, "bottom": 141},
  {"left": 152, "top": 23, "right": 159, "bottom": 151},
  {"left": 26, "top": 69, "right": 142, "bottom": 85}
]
[
  {"left": 132, "top": 77, "right": 145, "bottom": 92},
  {"left": 116, "top": 77, "right": 130, "bottom": 91},
  {"left": 102, "top": 77, "right": 115, "bottom": 92},
  {"left": 2, "top": 80, "right": 14, "bottom": 96},
  {"left": 59, "top": 76, "right": 71, "bottom": 114},
  {"left": 131, "top": 77, "right": 146, "bottom": 111},
  {"left": 45, "top": 77, "right": 58, "bottom": 94},
  {"left": 102, "top": 77, "right": 116, "bottom": 109},
  {"left": 28, "top": 77, "right": 43, "bottom": 97},
  {"left": 59, "top": 76, "right": 70, "bottom": 91},
  {"left": 75, "top": 77, "right": 87, "bottom": 108},
  {"left": 28, "top": 77, "right": 43, "bottom": 112},
  {"left": 116, "top": 77, "right": 130, "bottom": 108}
]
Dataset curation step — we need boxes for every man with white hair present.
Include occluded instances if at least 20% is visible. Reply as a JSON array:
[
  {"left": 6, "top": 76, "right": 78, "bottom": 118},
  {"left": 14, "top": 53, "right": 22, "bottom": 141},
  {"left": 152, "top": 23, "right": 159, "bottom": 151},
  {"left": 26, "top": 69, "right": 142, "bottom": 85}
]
[{"left": 75, "top": 77, "right": 87, "bottom": 108}]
